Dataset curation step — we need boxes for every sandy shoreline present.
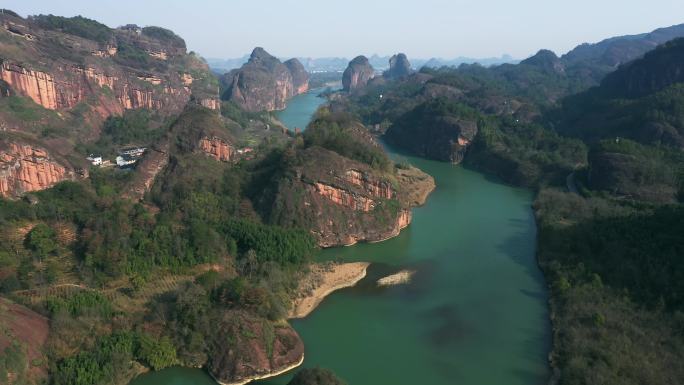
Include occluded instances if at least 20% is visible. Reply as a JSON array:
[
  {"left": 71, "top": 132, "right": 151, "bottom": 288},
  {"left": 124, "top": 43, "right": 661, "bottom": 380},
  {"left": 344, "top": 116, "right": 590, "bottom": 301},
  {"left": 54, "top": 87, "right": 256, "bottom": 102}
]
[{"left": 289, "top": 262, "right": 370, "bottom": 319}]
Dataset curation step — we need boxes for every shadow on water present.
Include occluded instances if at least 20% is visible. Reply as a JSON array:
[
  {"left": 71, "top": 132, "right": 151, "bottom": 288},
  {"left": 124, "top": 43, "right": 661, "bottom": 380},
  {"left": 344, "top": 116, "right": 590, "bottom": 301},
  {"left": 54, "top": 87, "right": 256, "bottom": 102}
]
[{"left": 422, "top": 303, "right": 472, "bottom": 349}]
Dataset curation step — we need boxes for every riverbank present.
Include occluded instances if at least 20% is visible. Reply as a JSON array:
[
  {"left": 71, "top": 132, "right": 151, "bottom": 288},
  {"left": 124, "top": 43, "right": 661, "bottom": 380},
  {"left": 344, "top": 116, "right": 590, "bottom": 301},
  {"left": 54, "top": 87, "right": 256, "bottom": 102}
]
[
  {"left": 212, "top": 355, "right": 305, "bottom": 385},
  {"left": 289, "top": 262, "right": 370, "bottom": 319}
]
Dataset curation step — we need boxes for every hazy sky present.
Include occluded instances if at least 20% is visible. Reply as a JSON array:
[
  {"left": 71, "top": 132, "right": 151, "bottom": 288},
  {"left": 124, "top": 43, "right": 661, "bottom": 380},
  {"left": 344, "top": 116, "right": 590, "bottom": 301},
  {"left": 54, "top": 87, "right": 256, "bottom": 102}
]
[{"left": 4, "top": 0, "right": 683, "bottom": 60}]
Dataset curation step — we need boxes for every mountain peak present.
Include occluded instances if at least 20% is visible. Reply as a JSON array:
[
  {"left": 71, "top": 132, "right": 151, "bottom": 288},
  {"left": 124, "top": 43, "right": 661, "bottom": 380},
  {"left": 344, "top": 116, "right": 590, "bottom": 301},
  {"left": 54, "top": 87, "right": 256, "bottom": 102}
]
[
  {"left": 249, "top": 47, "right": 276, "bottom": 62},
  {"left": 521, "top": 49, "right": 564, "bottom": 73}
]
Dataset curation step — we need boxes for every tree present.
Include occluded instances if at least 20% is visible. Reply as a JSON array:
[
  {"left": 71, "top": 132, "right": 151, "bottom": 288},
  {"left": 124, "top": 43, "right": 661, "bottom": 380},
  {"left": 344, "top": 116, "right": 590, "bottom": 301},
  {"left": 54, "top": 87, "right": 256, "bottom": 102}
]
[
  {"left": 25, "top": 223, "right": 57, "bottom": 258},
  {"left": 136, "top": 334, "right": 177, "bottom": 371}
]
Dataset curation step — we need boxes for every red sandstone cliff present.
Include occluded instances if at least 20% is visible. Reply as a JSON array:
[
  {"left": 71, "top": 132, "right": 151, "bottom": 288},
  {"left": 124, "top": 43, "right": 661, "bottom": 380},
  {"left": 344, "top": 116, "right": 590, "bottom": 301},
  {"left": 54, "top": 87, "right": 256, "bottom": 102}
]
[
  {"left": 267, "top": 147, "right": 434, "bottom": 247},
  {"left": 0, "top": 142, "right": 72, "bottom": 198},
  {"left": 199, "top": 136, "right": 233, "bottom": 162},
  {"left": 284, "top": 58, "right": 309, "bottom": 96},
  {"left": 0, "top": 13, "right": 221, "bottom": 197},
  {"left": 224, "top": 48, "right": 309, "bottom": 112},
  {"left": 342, "top": 56, "right": 375, "bottom": 92},
  {"left": 0, "top": 12, "right": 218, "bottom": 128},
  {"left": 0, "top": 60, "right": 191, "bottom": 117}
]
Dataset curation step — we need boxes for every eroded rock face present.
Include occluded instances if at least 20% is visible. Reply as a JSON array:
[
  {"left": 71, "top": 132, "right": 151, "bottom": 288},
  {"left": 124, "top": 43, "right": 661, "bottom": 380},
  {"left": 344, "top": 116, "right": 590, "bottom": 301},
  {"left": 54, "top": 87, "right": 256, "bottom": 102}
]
[
  {"left": 0, "top": 60, "right": 193, "bottom": 117},
  {"left": 200, "top": 98, "right": 221, "bottom": 111},
  {"left": 123, "top": 142, "right": 169, "bottom": 202},
  {"left": 267, "top": 147, "right": 432, "bottom": 247},
  {"left": 0, "top": 62, "right": 59, "bottom": 109},
  {"left": 209, "top": 311, "right": 304, "bottom": 385},
  {"left": 284, "top": 58, "right": 309, "bottom": 95},
  {"left": 0, "top": 142, "right": 71, "bottom": 198},
  {"left": 342, "top": 56, "right": 374, "bottom": 92},
  {"left": 199, "top": 136, "right": 233, "bottom": 162},
  {"left": 0, "top": 13, "right": 217, "bottom": 127},
  {"left": 384, "top": 53, "right": 411, "bottom": 79},
  {"left": 313, "top": 182, "right": 377, "bottom": 212},
  {"left": 224, "top": 48, "right": 309, "bottom": 112}
]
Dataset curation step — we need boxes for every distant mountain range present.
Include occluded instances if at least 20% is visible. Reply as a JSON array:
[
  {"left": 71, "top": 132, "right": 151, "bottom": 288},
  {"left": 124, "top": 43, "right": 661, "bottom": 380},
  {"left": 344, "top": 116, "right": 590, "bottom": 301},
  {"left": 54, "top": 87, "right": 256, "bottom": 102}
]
[
  {"left": 206, "top": 54, "right": 518, "bottom": 74},
  {"left": 208, "top": 23, "right": 684, "bottom": 74}
]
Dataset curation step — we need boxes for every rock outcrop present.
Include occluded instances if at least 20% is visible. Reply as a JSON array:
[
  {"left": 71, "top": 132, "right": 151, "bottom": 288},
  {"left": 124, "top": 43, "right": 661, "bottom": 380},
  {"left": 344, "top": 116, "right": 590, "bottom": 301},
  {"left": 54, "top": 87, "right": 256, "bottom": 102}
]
[
  {"left": 223, "top": 48, "right": 309, "bottom": 112},
  {"left": 342, "top": 56, "right": 374, "bottom": 92},
  {"left": 0, "top": 62, "right": 59, "bottom": 109},
  {"left": 209, "top": 311, "right": 304, "bottom": 385},
  {"left": 266, "top": 146, "right": 433, "bottom": 247},
  {"left": 284, "top": 58, "right": 309, "bottom": 95},
  {"left": 199, "top": 136, "right": 234, "bottom": 162},
  {"left": 123, "top": 141, "right": 170, "bottom": 202},
  {"left": 383, "top": 53, "right": 412, "bottom": 79},
  {"left": 0, "top": 141, "right": 72, "bottom": 198},
  {"left": 0, "top": 12, "right": 218, "bottom": 134},
  {"left": 385, "top": 100, "right": 479, "bottom": 164},
  {"left": 0, "top": 59, "right": 192, "bottom": 117}
]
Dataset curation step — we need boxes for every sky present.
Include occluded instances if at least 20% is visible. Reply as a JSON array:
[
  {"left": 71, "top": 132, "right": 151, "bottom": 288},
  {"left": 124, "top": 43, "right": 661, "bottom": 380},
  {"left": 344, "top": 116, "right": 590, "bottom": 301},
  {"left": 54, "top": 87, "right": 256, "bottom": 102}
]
[{"left": 3, "top": 0, "right": 683, "bottom": 60}]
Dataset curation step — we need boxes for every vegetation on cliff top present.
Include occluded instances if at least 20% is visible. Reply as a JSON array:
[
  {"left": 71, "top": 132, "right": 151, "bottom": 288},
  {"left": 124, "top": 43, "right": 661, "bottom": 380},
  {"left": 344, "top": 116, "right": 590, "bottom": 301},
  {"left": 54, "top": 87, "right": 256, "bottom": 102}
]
[
  {"left": 30, "top": 14, "right": 113, "bottom": 43},
  {"left": 305, "top": 108, "right": 391, "bottom": 172}
]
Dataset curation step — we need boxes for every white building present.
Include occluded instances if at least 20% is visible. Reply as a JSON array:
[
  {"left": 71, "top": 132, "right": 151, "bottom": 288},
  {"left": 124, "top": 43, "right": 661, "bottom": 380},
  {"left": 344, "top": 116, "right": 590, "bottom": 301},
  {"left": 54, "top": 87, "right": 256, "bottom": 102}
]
[
  {"left": 116, "top": 155, "right": 137, "bottom": 168},
  {"left": 119, "top": 147, "right": 146, "bottom": 157},
  {"left": 86, "top": 154, "right": 103, "bottom": 166}
]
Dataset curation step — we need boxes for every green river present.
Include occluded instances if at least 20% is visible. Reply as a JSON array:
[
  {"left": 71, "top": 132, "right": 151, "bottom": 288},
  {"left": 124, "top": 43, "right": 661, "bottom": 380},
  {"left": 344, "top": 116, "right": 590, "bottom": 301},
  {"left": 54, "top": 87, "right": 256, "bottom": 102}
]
[{"left": 130, "top": 87, "right": 550, "bottom": 385}]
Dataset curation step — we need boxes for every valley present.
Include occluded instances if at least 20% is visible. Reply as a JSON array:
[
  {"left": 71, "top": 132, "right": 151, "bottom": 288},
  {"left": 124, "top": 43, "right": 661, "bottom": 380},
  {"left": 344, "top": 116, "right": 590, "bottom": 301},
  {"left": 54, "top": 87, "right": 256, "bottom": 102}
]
[{"left": 1, "top": 6, "right": 683, "bottom": 385}]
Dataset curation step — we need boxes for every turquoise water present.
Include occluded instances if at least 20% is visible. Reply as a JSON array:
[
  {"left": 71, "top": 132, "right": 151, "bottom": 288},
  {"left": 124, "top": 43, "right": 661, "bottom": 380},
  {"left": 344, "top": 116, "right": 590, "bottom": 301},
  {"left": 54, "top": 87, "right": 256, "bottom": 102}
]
[
  {"left": 275, "top": 87, "right": 337, "bottom": 130},
  {"left": 130, "top": 90, "right": 550, "bottom": 385}
]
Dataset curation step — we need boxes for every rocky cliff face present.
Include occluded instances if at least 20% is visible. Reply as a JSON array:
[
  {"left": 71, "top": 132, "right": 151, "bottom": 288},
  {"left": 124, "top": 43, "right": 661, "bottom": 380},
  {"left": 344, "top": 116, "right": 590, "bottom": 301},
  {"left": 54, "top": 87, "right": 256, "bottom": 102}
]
[
  {"left": 223, "top": 48, "right": 309, "bottom": 112},
  {"left": 209, "top": 311, "right": 304, "bottom": 385},
  {"left": 385, "top": 101, "right": 479, "bottom": 164},
  {"left": 384, "top": 53, "right": 412, "bottom": 79},
  {"left": 267, "top": 146, "right": 433, "bottom": 247},
  {"left": 284, "top": 58, "right": 309, "bottom": 95},
  {"left": 0, "top": 13, "right": 220, "bottom": 197},
  {"left": 0, "top": 12, "right": 218, "bottom": 134},
  {"left": 0, "top": 141, "right": 72, "bottom": 198},
  {"left": 199, "top": 136, "right": 234, "bottom": 162},
  {"left": 0, "top": 58, "right": 190, "bottom": 118},
  {"left": 342, "top": 56, "right": 374, "bottom": 92},
  {"left": 123, "top": 141, "right": 170, "bottom": 202}
]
